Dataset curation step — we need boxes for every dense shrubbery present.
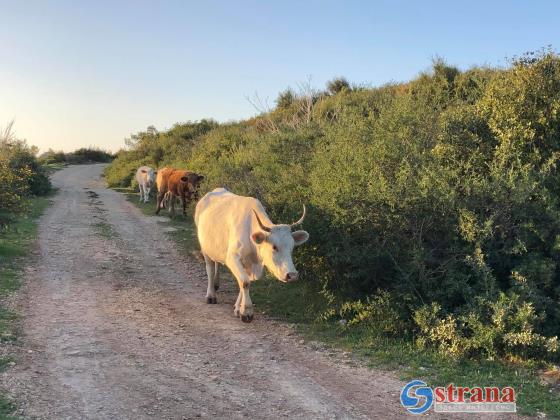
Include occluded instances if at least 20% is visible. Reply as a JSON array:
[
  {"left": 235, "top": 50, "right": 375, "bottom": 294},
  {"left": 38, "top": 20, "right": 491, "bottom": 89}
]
[
  {"left": 0, "top": 160, "right": 31, "bottom": 224},
  {"left": 414, "top": 294, "right": 559, "bottom": 361},
  {"left": 106, "top": 50, "right": 560, "bottom": 362},
  {"left": 39, "top": 147, "right": 114, "bottom": 165},
  {"left": 0, "top": 123, "right": 51, "bottom": 225}
]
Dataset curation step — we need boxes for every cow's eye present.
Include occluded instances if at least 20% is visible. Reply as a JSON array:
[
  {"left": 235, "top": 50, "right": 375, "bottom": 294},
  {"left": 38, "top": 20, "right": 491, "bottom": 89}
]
[{"left": 272, "top": 245, "right": 278, "bottom": 252}]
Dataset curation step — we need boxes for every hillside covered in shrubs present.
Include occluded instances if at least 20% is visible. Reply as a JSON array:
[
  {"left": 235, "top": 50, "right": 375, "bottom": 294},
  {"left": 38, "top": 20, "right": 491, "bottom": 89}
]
[{"left": 106, "top": 50, "right": 560, "bottom": 363}]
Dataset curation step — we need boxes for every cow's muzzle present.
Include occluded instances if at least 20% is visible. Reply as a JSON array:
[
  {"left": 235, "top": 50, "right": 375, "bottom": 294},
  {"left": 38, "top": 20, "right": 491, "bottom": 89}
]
[{"left": 285, "top": 272, "right": 299, "bottom": 282}]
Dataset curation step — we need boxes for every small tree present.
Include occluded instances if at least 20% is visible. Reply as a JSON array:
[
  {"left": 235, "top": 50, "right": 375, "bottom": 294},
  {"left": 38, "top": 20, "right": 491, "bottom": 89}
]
[
  {"left": 326, "top": 77, "right": 351, "bottom": 95},
  {"left": 276, "top": 89, "right": 296, "bottom": 109}
]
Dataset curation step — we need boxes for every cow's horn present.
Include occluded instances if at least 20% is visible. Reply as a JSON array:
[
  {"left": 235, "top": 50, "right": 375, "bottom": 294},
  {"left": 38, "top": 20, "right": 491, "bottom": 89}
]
[
  {"left": 290, "top": 205, "right": 306, "bottom": 228},
  {"left": 253, "top": 210, "right": 271, "bottom": 232}
]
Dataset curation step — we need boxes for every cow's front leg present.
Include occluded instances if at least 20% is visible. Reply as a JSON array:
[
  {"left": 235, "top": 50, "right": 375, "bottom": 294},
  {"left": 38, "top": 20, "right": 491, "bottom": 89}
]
[
  {"left": 181, "top": 193, "right": 187, "bottom": 216},
  {"left": 226, "top": 254, "right": 253, "bottom": 322},
  {"left": 234, "top": 290, "right": 241, "bottom": 317},
  {"left": 203, "top": 254, "right": 217, "bottom": 304},
  {"left": 169, "top": 195, "right": 176, "bottom": 217},
  {"left": 139, "top": 184, "right": 144, "bottom": 202}
]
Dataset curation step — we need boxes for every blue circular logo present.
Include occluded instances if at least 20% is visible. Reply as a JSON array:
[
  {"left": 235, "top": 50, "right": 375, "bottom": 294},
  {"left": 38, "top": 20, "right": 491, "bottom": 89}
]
[{"left": 400, "top": 380, "right": 434, "bottom": 415}]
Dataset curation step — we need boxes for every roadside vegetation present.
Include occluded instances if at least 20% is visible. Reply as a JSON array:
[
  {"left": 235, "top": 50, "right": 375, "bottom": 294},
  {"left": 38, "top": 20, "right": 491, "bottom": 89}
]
[
  {"left": 0, "top": 121, "right": 54, "bottom": 417},
  {"left": 0, "top": 194, "right": 51, "bottom": 418},
  {"left": 106, "top": 49, "right": 560, "bottom": 415},
  {"left": 0, "top": 121, "right": 51, "bottom": 226}
]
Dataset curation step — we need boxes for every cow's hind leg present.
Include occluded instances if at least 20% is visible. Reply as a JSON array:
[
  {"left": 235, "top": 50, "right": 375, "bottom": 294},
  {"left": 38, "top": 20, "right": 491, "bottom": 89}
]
[
  {"left": 155, "top": 192, "right": 165, "bottom": 214},
  {"left": 204, "top": 254, "right": 218, "bottom": 304},
  {"left": 139, "top": 184, "right": 144, "bottom": 202},
  {"left": 213, "top": 262, "right": 220, "bottom": 291}
]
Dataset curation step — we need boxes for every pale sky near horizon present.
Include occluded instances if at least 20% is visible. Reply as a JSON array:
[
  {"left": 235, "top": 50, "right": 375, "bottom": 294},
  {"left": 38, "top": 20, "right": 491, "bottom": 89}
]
[{"left": 1, "top": 1, "right": 559, "bottom": 153}]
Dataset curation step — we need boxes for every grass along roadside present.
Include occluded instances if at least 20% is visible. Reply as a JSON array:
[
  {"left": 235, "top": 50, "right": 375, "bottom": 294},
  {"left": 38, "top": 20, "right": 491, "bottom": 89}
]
[
  {"left": 0, "top": 194, "right": 52, "bottom": 300},
  {"left": 121, "top": 188, "right": 560, "bottom": 417},
  {"left": 0, "top": 193, "right": 53, "bottom": 418}
]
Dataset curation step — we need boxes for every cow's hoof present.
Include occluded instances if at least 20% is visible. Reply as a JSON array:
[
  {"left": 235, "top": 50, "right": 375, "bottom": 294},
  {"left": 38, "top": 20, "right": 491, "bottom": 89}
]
[
  {"left": 214, "top": 285, "right": 220, "bottom": 291},
  {"left": 206, "top": 297, "right": 217, "bottom": 304},
  {"left": 241, "top": 314, "right": 254, "bottom": 323}
]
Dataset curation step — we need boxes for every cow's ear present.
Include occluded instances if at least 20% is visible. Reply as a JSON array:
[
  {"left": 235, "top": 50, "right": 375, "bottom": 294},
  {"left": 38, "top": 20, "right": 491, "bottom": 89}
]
[
  {"left": 141, "top": 169, "right": 147, "bottom": 173},
  {"left": 251, "top": 232, "right": 266, "bottom": 245},
  {"left": 181, "top": 176, "right": 188, "bottom": 182},
  {"left": 292, "top": 230, "right": 309, "bottom": 246},
  {"left": 197, "top": 175, "right": 205, "bottom": 182}
]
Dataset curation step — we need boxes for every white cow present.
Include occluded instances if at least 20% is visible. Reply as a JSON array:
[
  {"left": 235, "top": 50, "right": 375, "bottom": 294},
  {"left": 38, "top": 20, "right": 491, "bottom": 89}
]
[
  {"left": 195, "top": 188, "right": 309, "bottom": 323},
  {"left": 135, "top": 166, "right": 156, "bottom": 203}
]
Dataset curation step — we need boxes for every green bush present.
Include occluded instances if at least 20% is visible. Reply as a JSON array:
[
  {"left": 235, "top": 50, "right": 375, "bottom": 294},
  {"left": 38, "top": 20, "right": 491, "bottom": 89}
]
[
  {"left": 339, "top": 290, "right": 407, "bottom": 336},
  {"left": 68, "top": 148, "right": 113, "bottom": 163},
  {"left": 0, "top": 127, "right": 52, "bottom": 225},
  {"left": 0, "top": 160, "right": 31, "bottom": 225},
  {"left": 39, "top": 147, "right": 114, "bottom": 165},
  {"left": 326, "top": 77, "right": 351, "bottom": 95},
  {"left": 414, "top": 294, "right": 559, "bottom": 361},
  {"left": 38, "top": 149, "right": 66, "bottom": 164},
  {"left": 104, "top": 155, "right": 144, "bottom": 188},
  {"left": 105, "top": 49, "right": 560, "bottom": 362},
  {"left": 8, "top": 148, "right": 51, "bottom": 195}
]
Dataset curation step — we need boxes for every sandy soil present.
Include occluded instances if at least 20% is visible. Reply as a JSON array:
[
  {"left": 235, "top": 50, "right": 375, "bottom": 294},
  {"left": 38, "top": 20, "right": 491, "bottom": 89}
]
[{"left": 0, "top": 164, "right": 510, "bottom": 419}]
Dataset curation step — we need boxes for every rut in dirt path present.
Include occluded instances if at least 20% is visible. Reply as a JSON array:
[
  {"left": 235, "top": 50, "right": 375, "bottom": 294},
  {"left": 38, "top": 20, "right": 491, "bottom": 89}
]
[{"left": 1, "top": 164, "right": 411, "bottom": 419}]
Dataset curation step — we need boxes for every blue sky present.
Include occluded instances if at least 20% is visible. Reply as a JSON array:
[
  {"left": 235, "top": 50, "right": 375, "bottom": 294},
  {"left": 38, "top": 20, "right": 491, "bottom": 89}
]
[{"left": 1, "top": 0, "right": 559, "bottom": 152}]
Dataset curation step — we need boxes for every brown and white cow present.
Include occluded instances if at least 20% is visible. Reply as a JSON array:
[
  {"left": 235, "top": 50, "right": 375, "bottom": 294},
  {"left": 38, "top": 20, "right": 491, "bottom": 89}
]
[
  {"left": 195, "top": 188, "right": 309, "bottom": 323},
  {"left": 155, "top": 167, "right": 174, "bottom": 211},
  {"left": 156, "top": 168, "right": 204, "bottom": 216}
]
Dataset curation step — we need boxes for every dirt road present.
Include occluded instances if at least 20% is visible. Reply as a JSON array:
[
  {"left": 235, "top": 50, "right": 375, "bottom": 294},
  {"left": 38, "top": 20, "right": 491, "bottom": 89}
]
[{"left": 0, "top": 164, "right": 408, "bottom": 419}]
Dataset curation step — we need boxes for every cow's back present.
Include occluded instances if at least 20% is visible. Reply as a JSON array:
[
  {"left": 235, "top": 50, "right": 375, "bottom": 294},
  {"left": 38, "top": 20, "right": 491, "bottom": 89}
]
[
  {"left": 156, "top": 167, "right": 174, "bottom": 193},
  {"left": 135, "top": 166, "right": 150, "bottom": 185},
  {"left": 195, "top": 188, "right": 265, "bottom": 263},
  {"left": 167, "top": 170, "right": 190, "bottom": 196},
  {"left": 195, "top": 188, "right": 230, "bottom": 225}
]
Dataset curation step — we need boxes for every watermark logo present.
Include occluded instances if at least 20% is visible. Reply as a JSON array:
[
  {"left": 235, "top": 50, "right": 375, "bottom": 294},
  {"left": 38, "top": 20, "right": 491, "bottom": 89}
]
[
  {"left": 400, "top": 380, "right": 516, "bottom": 414},
  {"left": 400, "top": 380, "right": 433, "bottom": 414}
]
